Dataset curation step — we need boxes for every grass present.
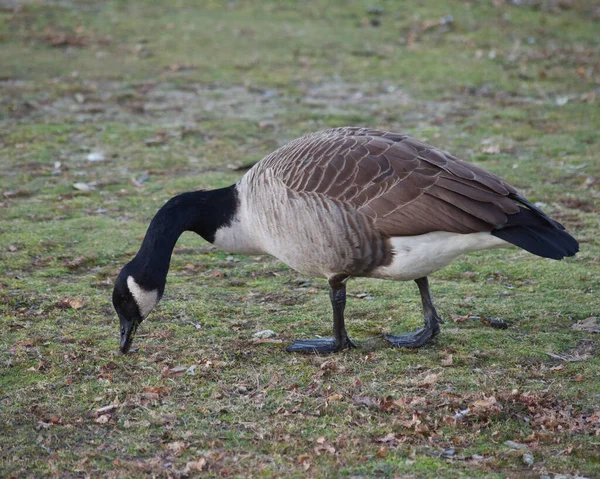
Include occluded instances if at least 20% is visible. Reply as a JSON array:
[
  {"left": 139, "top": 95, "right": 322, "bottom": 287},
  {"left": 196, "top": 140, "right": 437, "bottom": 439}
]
[{"left": 1, "top": 0, "right": 599, "bottom": 477}]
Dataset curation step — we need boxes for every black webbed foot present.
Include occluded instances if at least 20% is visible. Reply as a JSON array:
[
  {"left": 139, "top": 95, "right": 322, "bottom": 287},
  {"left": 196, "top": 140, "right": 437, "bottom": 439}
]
[
  {"left": 383, "top": 322, "right": 439, "bottom": 348},
  {"left": 286, "top": 337, "right": 357, "bottom": 354}
]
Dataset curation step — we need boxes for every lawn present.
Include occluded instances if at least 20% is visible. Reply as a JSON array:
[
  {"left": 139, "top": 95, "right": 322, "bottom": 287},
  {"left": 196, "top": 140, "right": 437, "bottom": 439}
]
[{"left": 1, "top": 1, "right": 599, "bottom": 477}]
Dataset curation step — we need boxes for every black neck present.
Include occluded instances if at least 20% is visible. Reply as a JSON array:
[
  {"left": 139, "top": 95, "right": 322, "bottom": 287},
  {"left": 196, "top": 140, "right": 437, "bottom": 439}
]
[{"left": 130, "top": 185, "right": 238, "bottom": 291}]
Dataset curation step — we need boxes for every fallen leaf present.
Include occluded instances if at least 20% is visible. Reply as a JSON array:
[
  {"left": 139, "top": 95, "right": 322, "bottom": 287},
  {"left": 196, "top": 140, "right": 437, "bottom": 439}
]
[
  {"left": 482, "top": 145, "right": 500, "bottom": 154},
  {"left": 441, "top": 354, "right": 453, "bottom": 367},
  {"left": 44, "top": 30, "right": 88, "bottom": 48},
  {"left": 185, "top": 458, "right": 207, "bottom": 472},
  {"left": 7, "top": 244, "right": 17, "bottom": 252},
  {"left": 314, "top": 437, "right": 336, "bottom": 455},
  {"left": 376, "top": 447, "right": 388, "bottom": 458},
  {"left": 143, "top": 386, "right": 170, "bottom": 396},
  {"left": 161, "top": 366, "right": 187, "bottom": 378},
  {"left": 416, "top": 372, "right": 441, "bottom": 387},
  {"left": 167, "top": 441, "right": 187, "bottom": 455},
  {"left": 95, "top": 414, "right": 110, "bottom": 424},
  {"left": 56, "top": 297, "right": 85, "bottom": 309},
  {"left": 209, "top": 268, "right": 226, "bottom": 278},
  {"left": 376, "top": 432, "right": 399, "bottom": 445},
  {"left": 65, "top": 257, "right": 84, "bottom": 268},
  {"left": 451, "top": 313, "right": 470, "bottom": 323}
]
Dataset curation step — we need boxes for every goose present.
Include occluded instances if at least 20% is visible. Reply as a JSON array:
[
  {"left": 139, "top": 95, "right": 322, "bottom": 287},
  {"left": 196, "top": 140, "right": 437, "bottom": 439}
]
[{"left": 113, "top": 127, "right": 579, "bottom": 354}]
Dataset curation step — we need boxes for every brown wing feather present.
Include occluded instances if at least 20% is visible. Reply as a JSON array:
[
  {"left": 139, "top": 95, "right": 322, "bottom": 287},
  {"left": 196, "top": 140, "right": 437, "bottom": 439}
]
[{"left": 258, "top": 127, "right": 520, "bottom": 237}]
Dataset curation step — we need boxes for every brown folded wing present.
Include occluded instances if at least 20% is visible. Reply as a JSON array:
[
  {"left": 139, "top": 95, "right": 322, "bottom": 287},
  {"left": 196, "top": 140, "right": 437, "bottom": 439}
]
[{"left": 259, "top": 127, "right": 520, "bottom": 236}]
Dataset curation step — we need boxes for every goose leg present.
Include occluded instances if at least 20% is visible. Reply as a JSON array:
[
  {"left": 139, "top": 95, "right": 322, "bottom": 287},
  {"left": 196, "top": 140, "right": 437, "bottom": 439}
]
[
  {"left": 384, "top": 277, "right": 441, "bottom": 348},
  {"left": 286, "top": 275, "right": 357, "bottom": 354}
]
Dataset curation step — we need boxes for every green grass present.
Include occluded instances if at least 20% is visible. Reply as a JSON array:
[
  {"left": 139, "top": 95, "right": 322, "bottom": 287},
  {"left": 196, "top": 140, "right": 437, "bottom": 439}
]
[{"left": 1, "top": 0, "right": 599, "bottom": 477}]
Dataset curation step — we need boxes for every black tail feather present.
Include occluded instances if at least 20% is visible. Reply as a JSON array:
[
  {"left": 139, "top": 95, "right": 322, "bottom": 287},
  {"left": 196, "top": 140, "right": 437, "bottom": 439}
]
[
  {"left": 491, "top": 197, "right": 579, "bottom": 260},
  {"left": 492, "top": 225, "right": 578, "bottom": 259},
  {"left": 492, "top": 202, "right": 579, "bottom": 260}
]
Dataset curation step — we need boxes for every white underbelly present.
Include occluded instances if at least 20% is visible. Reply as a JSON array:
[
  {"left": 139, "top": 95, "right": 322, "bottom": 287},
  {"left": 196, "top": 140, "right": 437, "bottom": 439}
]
[{"left": 370, "top": 231, "right": 509, "bottom": 281}]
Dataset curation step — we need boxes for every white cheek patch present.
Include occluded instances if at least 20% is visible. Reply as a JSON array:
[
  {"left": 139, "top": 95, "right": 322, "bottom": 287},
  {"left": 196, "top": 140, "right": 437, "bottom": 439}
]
[{"left": 127, "top": 276, "right": 158, "bottom": 319}]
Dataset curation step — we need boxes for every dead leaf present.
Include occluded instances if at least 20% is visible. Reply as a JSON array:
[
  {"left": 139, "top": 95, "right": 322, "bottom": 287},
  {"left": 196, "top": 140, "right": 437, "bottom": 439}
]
[
  {"left": 320, "top": 360, "right": 338, "bottom": 372},
  {"left": 482, "top": 145, "right": 501, "bottom": 154},
  {"left": 143, "top": 386, "right": 170, "bottom": 397},
  {"left": 469, "top": 395, "right": 502, "bottom": 417},
  {"left": 95, "top": 414, "right": 111, "bottom": 424},
  {"left": 314, "top": 437, "right": 336, "bottom": 455},
  {"left": 441, "top": 354, "right": 453, "bottom": 367},
  {"left": 8, "top": 339, "right": 37, "bottom": 352},
  {"left": 185, "top": 458, "right": 207, "bottom": 472},
  {"left": 65, "top": 257, "right": 85, "bottom": 269},
  {"left": 167, "top": 441, "right": 187, "bottom": 455},
  {"left": 161, "top": 366, "right": 187, "bottom": 378},
  {"left": 376, "top": 447, "right": 388, "bottom": 458},
  {"left": 376, "top": 432, "right": 400, "bottom": 446},
  {"left": 416, "top": 372, "right": 441, "bottom": 387},
  {"left": 209, "top": 268, "right": 226, "bottom": 278},
  {"left": 7, "top": 244, "right": 17, "bottom": 252},
  {"left": 44, "top": 30, "right": 88, "bottom": 48},
  {"left": 451, "top": 313, "right": 470, "bottom": 323},
  {"left": 56, "top": 297, "right": 85, "bottom": 309}
]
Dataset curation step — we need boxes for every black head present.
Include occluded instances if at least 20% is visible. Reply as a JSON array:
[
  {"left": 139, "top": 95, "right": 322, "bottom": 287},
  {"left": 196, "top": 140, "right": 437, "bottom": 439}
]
[{"left": 112, "top": 263, "right": 160, "bottom": 354}]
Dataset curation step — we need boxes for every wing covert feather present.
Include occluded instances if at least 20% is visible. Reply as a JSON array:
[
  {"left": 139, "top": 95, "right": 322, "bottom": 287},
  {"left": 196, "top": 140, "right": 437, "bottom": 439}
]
[{"left": 255, "top": 127, "right": 520, "bottom": 236}]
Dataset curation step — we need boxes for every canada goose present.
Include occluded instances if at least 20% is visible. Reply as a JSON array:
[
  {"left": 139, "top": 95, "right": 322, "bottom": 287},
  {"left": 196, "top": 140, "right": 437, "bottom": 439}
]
[{"left": 113, "top": 127, "right": 578, "bottom": 354}]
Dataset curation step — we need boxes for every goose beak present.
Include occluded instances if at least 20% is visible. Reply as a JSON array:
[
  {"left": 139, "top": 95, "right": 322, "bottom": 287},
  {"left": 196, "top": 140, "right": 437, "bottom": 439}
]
[{"left": 119, "top": 317, "right": 137, "bottom": 354}]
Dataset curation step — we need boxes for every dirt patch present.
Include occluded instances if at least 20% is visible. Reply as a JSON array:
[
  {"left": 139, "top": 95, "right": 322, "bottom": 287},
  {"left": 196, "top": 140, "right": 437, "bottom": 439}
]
[
  {"left": 0, "top": 79, "right": 466, "bottom": 129},
  {"left": 557, "top": 195, "right": 598, "bottom": 213}
]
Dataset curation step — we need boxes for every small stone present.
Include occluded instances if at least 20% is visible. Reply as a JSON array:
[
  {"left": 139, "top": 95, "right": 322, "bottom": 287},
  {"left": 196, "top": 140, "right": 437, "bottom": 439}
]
[
  {"left": 441, "top": 448, "right": 455, "bottom": 458},
  {"left": 73, "top": 182, "right": 92, "bottom": 192},
  {"left": 522, "top": 453, "right": 534, "bottom": 466},
  {"left": 253, "top": 329, "right": 277, "bottom": 339},
  {"left": 87, "top": 152, "right": 105, "bottom": 162}
]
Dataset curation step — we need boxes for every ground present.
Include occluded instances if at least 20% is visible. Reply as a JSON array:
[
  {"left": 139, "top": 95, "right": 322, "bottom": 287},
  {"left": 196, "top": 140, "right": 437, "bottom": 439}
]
[{"left": 1, "top": 1, "right": 599, "bottom": 477}]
